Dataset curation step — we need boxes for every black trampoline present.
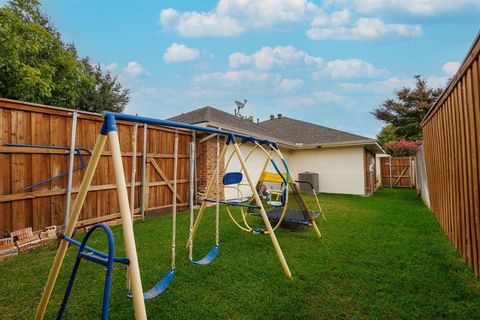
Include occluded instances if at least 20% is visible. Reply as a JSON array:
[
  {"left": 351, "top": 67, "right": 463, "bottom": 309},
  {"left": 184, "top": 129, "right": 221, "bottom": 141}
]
[{"left": 250, "top": 208, "right": 322, "bottom": 226}]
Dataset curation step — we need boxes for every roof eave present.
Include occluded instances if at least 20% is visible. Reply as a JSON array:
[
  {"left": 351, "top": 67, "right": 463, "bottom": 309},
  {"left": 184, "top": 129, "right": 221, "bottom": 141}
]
[
  {"left": 291, "top": 139, "right": 385, "bottom": 153},
  {"left": 196, "top": 121, "right": 296, "bottom": 147}
]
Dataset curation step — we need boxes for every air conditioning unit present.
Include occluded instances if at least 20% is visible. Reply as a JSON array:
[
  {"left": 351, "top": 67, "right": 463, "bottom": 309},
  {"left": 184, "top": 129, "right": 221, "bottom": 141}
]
[{"left": 297, "top": 172, "right": 319, "bottom": 193}]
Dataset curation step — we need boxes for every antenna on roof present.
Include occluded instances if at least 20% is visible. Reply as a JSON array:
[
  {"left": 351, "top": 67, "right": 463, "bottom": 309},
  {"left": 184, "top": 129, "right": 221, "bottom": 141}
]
[{"left": 234, "top": 99, "right": 247, "bottom": 117}]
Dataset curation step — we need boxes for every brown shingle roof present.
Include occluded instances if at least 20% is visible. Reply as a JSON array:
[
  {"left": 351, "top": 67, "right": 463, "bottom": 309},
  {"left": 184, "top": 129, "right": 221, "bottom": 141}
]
[
  {"left": 259, "top": 116, "right": 372, "bottom": 145},
  {"left": 169, "top": 106, "right": 374, "bottom": 146},
  {"left": 168, "top": 106, "right": 275, "bottom": 138}
]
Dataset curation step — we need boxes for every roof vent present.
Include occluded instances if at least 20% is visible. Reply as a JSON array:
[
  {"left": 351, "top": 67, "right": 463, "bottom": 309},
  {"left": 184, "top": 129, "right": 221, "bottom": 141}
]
[
  {"left": 277, "top": 113, "right": 282, "bottom": 119},
  {"left": 270, "top": 114, "right": 275, "bottom": 120}
]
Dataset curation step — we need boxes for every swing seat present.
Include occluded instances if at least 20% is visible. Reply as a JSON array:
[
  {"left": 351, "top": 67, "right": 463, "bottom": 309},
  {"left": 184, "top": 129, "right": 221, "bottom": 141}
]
[
  {"left": 192, "top": 246, "right": 219, "bottom": 265},
  {"left": 204, "top": 198, "right": 260, "bottom": 209},
  {"left": 267, "top": 200, "right": 284, "bottom": 207},
  {"left": 223, "top": 172, "right": 243, "bottom": 185},
  {"left": 266, "top": 189, "right": 286, "bottom": 208},
  {"left": 227, "top": 197, "right": 250, "bottom": 204},
  {"left": 128, "top": 269, "right": 176, "bottom": 300}
]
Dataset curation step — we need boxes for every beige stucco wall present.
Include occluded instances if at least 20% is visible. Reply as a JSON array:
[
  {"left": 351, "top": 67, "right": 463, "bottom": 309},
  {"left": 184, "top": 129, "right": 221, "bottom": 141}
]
[
  {"left": 286, "top": 146, "right": 366, "bottom": 195},
  {"left": 223, "top": 143, "right": 366, "bottom": 198}
]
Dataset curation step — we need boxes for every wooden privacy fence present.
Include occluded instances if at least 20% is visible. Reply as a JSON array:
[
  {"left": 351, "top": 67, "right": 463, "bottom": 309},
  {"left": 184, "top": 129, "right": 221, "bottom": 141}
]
[
  {"left": 0, "top": 98, "right": 191, "bottom": 236},
  {"left": 380, "top": 157, "right": 415, "bottom": 188},
  {"left": 421, "top": 32, "right": 480, "bottom": 277}
]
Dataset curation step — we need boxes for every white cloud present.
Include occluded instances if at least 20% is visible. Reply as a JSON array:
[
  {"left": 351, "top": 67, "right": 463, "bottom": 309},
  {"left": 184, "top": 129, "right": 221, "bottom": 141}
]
[
  {"left": 127, "top": 86, "right": 232, "bottom": 116},
  {"left": 278, "top": 78, "right": 304, "bottom": 92},
  {"left": 311, "top": 9, "right": 352, "bottom": 27},
  {"left": 442, "top": 61, "right": 461, "bottom": 76},
  {"left": 339, "top": 75, "right": 447, "bottom": 93},
  {"left": 99, "top": 61, "right": 149, "bottom": 82},
  {"left": 307, "top": 17, "right": 421, "bottom": 40},
  {"left": 313, "top": 90, "right": 344, "bottom": 103},
  {"left": 426, "top": 76, "right": 449, "bottom": 89},
  {"left": 163, "top": 43, "right": 200, "bottom": 63},
  {"left": 229, "top": 45, "right": 323, "bottom": 71},
  {"left": 122, "top": 61, "right": 149, "bottom": 80},
  {"left": 278, "top": 90, "right": 344, "bottom": 107},
  {"left": 159, "top": 8, "right": 179, "bottom": 27},
  {"left": 159, "top": 0, "right": 317, "bottom": 37},
  {"left": 339, "top": 76, "right": 414, "bottom": 93},
  {"left": 315, "top": 59, "right": 388, "bottom": 79},
  {"left": 230, "top": 45, "right": 387, "bottom": 79},
  {"left": 326, "top": 0, "right": 480, "bottom": 16},
  {"left": 194, "top": 70, "right": 277, "bottom": 87},
  {"left": 100, "top": 63, "right": 118, "bottom": 73}
]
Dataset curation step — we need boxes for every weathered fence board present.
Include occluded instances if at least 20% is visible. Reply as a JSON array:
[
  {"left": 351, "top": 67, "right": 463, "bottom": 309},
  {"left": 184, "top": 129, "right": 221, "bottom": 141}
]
[
  {"left": 0, "top": 98, "right": 191, "bottom": 236},
  {"left": 422, "top": 32, "right": 480, "bottom": 276},
  {"left": 380, "top": 157, "right": 415, "bottom": 188}
]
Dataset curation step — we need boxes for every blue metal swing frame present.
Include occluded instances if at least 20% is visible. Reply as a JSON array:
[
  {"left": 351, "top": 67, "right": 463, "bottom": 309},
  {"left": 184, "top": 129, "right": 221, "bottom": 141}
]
[{"left": 58, "top": 224, "right": 129, "bottom": 320}]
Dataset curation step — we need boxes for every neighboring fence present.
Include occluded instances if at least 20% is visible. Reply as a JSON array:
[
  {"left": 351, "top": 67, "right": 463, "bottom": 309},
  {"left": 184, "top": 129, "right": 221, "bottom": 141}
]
[
  {"left": 0, "top": 98, "right": 191, "bottom": 236},
  {"left": 415, "top": 145, "right": 430, "bottom": 209},
  {"left": 379, "top": 157, "right": 415, "bottom": 188},
  {"left": 421, "top": 32, "right": 480, "bottom": 277}
]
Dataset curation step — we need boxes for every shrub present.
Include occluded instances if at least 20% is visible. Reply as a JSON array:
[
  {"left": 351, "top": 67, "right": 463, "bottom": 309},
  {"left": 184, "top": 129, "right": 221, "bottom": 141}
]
[{"left": 384, "top": 139, "right": 422, "bottom": 156}]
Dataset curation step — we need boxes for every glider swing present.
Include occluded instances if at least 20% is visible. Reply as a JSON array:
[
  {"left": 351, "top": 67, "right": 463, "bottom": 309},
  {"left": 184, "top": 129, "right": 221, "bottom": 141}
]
[{"left": 221, "top": 139, "right": 323, "bottom": 237}]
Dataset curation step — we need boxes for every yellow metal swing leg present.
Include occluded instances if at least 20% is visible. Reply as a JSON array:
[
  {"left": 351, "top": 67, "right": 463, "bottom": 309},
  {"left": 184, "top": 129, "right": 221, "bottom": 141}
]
[{"left": 232, "top": 143, "right": 292, "bottom": 279}]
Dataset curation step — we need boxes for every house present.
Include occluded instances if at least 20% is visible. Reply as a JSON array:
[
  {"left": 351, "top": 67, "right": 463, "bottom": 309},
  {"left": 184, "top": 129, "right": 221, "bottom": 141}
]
[{"left": 170, "top": 106, "right": 384, "bottom": 197}]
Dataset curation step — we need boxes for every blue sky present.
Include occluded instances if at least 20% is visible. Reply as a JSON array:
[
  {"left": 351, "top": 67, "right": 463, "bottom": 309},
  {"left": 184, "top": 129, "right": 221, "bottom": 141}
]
[{"left": 39, "top": 0, "right": 479, "bottom": 137}]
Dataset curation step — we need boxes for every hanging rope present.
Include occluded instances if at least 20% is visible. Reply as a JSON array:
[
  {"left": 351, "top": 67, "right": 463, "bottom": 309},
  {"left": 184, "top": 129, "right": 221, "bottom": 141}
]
[
  {"left": 188, "top": 133, "right": 222, "bottom": 265},
  {"left": 189, "top": 132, "right": 196, "bottom": 261},
  {"left": 172, "top": 131, "right": 178, "bottom": 270}
]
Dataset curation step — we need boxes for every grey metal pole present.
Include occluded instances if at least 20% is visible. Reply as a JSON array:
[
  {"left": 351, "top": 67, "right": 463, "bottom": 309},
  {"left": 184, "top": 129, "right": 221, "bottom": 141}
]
[
  {"left": 193, "top": 133, "right": 197, "bottom": 205},
  {"left": 129, "top": 123, "right": 138, "bottom": 219},
  {"left": 140, "top": 124, "right": 148, "bottom": 220},
  {"left": 64, "top": 112, "right": 78, "bottom": 226}
]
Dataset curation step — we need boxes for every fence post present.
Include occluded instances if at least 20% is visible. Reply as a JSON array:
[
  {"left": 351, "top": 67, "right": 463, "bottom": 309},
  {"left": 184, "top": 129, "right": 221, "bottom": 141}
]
[
  {"left": 389, "top": 156, "right": 393, "bottom": 188},
  {"left": 410, "top": 157, "right": 413, "bottom": 188}
]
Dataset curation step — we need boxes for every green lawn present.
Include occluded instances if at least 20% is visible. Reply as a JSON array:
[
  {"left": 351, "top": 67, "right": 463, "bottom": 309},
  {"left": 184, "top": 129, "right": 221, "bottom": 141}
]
[{"left": 1, "top": 189, "right": 479, "bottom": 319}]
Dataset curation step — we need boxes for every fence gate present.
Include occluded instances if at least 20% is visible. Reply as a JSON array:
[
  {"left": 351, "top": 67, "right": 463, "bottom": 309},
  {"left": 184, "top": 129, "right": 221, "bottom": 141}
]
[{"left": 380, "top": 157, "right": 416, "bottom": 188}]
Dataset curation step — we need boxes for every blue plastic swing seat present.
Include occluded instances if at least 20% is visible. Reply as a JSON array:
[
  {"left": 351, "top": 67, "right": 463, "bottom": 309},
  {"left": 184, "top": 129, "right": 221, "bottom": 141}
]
[
  {"left": 267, "top": 200, "right": 284, "bottom": 207},
  {"left": 226, "top": 197, "right": 250, "bottom": 204},
  {"left": 223, "top": 172, "right": 243, "bottom": 185},
  {"left": 127, "top": 269, "right": 176, "bottom": 300},
  {"left": 192, "top": 246, "right": 219, "bottom": 265}
]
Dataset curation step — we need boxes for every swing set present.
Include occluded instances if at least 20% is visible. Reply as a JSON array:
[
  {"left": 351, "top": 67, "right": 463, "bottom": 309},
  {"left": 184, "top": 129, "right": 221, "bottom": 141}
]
[{"left": 35, "top": 112, "right": 325, "bottom": 320}]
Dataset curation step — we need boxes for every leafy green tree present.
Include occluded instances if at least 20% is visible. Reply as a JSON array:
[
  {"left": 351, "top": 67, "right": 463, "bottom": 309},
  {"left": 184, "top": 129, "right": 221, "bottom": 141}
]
[
  {"left": 77, "top": 58, "right": 129, "bottom": 113},
  {"left": 0, "top": 0, "right": 129, "bottom": 112},
  {"left": 376, "top": 124, "right": 397, "bottom": 147},
  {"left": 372, "top": 76, "right": 442, "bottom": 141}
]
